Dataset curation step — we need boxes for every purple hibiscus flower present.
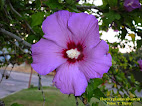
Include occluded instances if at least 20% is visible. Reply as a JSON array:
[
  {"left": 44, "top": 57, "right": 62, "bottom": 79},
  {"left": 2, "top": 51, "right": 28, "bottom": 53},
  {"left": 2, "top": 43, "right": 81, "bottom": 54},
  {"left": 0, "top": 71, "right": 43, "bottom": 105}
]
[
  {"left": 31, "top": 10, "right": 112, "bottom": 96},
  {"left": 124, "top": 0, "right": 141, "bottom": 12},
  {"left": 138, "top": 59, "right": 142, "bottom": 71}
]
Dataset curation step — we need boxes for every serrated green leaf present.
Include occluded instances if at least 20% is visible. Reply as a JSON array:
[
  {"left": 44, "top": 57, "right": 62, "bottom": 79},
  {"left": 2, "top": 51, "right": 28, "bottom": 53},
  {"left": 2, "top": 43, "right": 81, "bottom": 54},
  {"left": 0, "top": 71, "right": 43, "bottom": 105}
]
[
  {"left": 85, "top": 79, "right": 103, "bottom": 102},
  {"left": 31, "top": 12, "right": 44, "bottom": 27}
]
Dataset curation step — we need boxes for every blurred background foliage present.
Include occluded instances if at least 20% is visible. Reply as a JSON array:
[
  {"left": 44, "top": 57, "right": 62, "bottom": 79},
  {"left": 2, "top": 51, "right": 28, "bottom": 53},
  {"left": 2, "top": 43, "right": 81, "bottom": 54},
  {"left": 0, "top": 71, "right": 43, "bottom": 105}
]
[{"left": 0, "top": 0, "right": 142, "bottom": 105}]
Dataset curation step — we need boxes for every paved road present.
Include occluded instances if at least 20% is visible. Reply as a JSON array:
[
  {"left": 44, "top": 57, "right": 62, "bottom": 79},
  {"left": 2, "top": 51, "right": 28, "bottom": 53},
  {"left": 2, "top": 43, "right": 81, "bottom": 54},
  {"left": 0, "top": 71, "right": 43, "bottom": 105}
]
[
  {"left": 0, "top": 70, "right": 142, "bottom": 99},
  {"left": 0, "top": 70, "right": 53, "bottom": 98}
]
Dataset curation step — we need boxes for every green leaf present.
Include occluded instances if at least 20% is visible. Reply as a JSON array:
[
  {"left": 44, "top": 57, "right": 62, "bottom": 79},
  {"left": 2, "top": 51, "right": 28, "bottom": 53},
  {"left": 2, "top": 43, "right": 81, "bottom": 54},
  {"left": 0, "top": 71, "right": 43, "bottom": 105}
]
[
  {"left": 102, "top": 0, "right": 108, "bottom": 7},
  {"left": 35, "top": 0, "right": 41, "bottom": 9},
  {"left": 93, "top": 78, "right": 103, "bottom": 89},
  {"left": 0, "top": 0, "right": 5, "bottom": 9},
  {"left": 66, "top": 0, "right": 75, "bottom": 5},
  {"left": 68, "top": 6, "right": 79, "bottom": 12},
  {"left": 85, "top": 78, "right": 103, "bottom": 102},
  {"left": 44, "top": 0, "right": 63, "bottom": 9},
  {"left": 137, "top": 39, "right": 142, "bottom": 48},
  {"left": 102, "top": 0, "right": 117, "bottom": 8},
  {"left": 26, "top": 35, "right": 36, "bottom": 44},
  {"left": 107, "top": 0, "right": 117, "bottom": 7},
  {"left": 58, "top": 0, "right": 63, "bottom": 3},
  {"left": 103, "top": 11, "right": 121, "bottom": 25},
  {"left": 31, "top": 12, "right": 44, "bottom": 27},
  {"left": 93, "top": 88, "right": 106, "bottom": 100},
  {"left": 92, "top": 102, "right": 99, "bottom": 106},
  {"left": 112, "top": 58, "right": 116, "bottom": 65},
  {"left": 131, "top": 74, "right": 135, "bottom": 83},
  {"left": 86, "top": 83, "right": 94, "bottom": 102},
  {"left": 121, "top": 27, "right": 127, "bottom": 40},
  {"left": 131, "top": 71, "right": 142, "bottom": 82}
]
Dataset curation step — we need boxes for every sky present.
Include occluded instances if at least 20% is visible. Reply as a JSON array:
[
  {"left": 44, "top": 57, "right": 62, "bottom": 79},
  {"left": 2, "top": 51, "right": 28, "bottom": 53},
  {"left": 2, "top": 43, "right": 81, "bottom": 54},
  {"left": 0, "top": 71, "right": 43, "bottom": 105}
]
[{"left": 79, "top": 0, "right": 141, "bottom": 53}]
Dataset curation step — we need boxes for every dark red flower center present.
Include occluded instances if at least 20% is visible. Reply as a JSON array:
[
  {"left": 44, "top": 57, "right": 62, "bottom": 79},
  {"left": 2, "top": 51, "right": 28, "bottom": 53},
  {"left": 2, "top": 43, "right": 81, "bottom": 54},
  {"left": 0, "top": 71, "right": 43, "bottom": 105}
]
[{"left": 62, "top": 41, "right": 84, "bottom": 63}]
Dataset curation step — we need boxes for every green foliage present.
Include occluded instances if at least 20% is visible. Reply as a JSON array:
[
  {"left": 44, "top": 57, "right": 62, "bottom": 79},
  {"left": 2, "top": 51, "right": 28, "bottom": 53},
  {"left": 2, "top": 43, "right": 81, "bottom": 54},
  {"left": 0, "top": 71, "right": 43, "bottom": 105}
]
[
  {"left": 0, "top": 0, "right": 5, "bottom": 9},
  {"left": 43, "top": 0, "right": 64, "bottom": 10},
  {"left": 35, "top": 0, "right": 41, "bottom": 9},
  {"left": 84, "top": 78, "right": 105, "bottom": 102},
  {"left": 66, "top": 0, "right": 75, "bottom": 5},
  {"left": 103, "top": 10, "right": 121, "bottom": 26},
  {"left": 31, "top": 12, "right": 44, "bottom": 27},
  {"left": 92, "top": 102, "right": 99, "bottom": 106},
  {"left": 93, "top": 78, "right": 103, "bottom": 89},
  {"left": 107, "top": 0, "right": 118, "bottom": 7}
]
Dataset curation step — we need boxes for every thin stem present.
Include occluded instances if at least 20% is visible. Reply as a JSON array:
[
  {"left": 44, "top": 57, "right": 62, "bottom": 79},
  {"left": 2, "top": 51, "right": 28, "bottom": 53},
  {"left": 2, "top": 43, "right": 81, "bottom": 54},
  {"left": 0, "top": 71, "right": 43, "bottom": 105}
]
[
  {"left": 9, "top": 40, "right": 31, "bottom": 55},
  {"left": 117, "top": 0, "right": 120, "bottom": 7},
  {"left": 0, "top": 65, "right": 8, "bottom": 84},
  {"left": 38, "top": 74, "right": 46, "bottom": 106},
  {"left": 8, "top": 0, "right": 36, "bottom": 35},
  {"left": 75, "top": 96, "right": 78, "bottom": 106},
  {"left": 8, "top": 64, "right": 14, "bottom": 79},
  {"left": 79, "top": 96, "right": 90, "bottom": 106},
  {"left": 76, "top": 5, "right": 103, "bottom": 12},
  {"left": 0, "top": 28, "right": 31, "bottom": 47},
  {"left": 107, "top": 73, "right": 123, "bottom": 97},
  {"left": 41, "top": 3, "right": 103, "bottom": 12}
]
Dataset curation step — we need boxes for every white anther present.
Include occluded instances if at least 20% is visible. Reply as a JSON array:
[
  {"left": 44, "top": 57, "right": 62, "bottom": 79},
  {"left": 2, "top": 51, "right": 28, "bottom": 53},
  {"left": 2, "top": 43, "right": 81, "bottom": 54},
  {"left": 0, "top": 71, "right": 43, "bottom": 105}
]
[
  {"left": 127, "top": 2, "right": 133, "bottom": 6},
  {"left": 66, "top": 48, "right": 80, "bottom": 59}
]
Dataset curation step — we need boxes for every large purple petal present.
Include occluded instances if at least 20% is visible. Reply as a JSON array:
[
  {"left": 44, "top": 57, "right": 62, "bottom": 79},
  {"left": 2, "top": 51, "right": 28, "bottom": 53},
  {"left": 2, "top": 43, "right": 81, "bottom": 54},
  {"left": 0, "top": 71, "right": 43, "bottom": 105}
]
[
  {"left": 68, "top": 13, "right": 100, "bottom": 48},
  {"left": 42, "top": 10, "right": 74, "bottom": 48},
  {"left": 53, "top": 63, "right": 88, "bottom": 96},
  {"left": 79, "top": 40, "right": 112, "bottom": 80},
  {"left": 31, "top": 38, "right": 66, "bottom": 75}
]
